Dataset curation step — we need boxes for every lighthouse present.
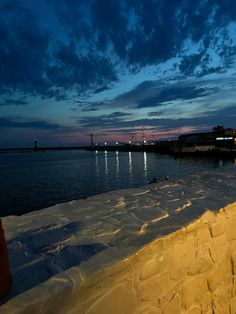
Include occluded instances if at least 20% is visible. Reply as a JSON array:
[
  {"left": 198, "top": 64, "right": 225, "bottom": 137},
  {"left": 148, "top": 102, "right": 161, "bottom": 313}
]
[{"left": 34, "top": 138, "right": 38, "bottom": 150}]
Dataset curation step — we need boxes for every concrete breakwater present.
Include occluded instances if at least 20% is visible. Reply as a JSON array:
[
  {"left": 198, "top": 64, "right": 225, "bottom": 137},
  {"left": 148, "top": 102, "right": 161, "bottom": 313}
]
[
  {"left": 1, "top": 202, "right": 236, "bottom": 313},
  {"left": 0, "top": 169, "right": 235, "bottom": 313},
  {"left": 75, "top": 202, "right": 236, "bottom": 314}
]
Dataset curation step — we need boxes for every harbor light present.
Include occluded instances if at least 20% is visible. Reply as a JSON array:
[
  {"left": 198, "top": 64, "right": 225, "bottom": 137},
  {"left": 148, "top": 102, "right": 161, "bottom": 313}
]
[
  {"left": 104, "top": 142, "right": 107, "bottom": 145},
  {"left": 216, "top": 137, "right": 233, "bottom": 140},
  {"left": 116, "top": 141, "right": 119, "bottom": 145}
]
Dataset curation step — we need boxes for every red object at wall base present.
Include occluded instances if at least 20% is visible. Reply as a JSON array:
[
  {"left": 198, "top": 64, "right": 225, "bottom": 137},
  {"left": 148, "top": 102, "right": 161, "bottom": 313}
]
[{"left": 0, "top": 219, "right": 11, "bottom": 298}]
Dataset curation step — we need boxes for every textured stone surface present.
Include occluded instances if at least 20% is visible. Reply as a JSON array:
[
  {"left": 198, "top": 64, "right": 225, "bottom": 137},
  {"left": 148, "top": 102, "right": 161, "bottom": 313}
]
[
  {"left": 230, "top": 295, "right": 236, "bottom": 314},
  {"left": 185, "top": 305, "right": 201, "bottom": 314},
  {"left": 85, "top": 283, "right": 137, "bottom": 314},
  {"left": 71, "top": 202, "right": 236, "bottom": 314},
  {"left": 209, "top": 233, "right": 228, "bottom": 262},
  {"left": 182, "top": 276, "right": 208, "bottom": 310},
  {"left": 226, "top": 218, "right": 236, "bottom": 240},
  {"left": 210, "top": 221, "right": 224, "bottom": 238},
  {"left": 1, "top": 202, "right": 236, "bottom": 314},
  {"left": 188, "top": 243, "right": 214, "bottom": 276},
  {"left": 162, "top": 293, "right": 181, "bottom": 314}
]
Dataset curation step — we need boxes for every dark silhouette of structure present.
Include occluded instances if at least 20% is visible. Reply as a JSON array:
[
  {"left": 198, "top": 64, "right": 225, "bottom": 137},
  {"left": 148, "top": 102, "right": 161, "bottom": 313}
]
[
  {"left": 90, "top": 134, "right": 94, "bottom": 147},
  {"left": 34, "top": 139, "right": 38, "bottom": 150}
]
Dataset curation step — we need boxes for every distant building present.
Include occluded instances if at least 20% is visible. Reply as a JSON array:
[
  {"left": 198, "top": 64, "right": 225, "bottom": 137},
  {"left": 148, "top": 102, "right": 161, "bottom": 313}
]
[{"left": 178, "top": 126, "right": 236, "bottom": 148}]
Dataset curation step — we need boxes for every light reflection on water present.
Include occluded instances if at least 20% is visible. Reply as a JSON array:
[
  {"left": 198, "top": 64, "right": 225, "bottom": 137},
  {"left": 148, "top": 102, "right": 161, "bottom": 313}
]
[
  {"left": 0, "top": 150, "right": 235, "bottom": 216},
  {"left": 143, "top": 152, "right": 148, "bottom": 180},
  {"left": 95, "top": 151, "right": 99, "bottom": 176},
  {"left": 128, "top": 152, "right": 133, "bottom": 184},
  {"left": 104, "top": 151, "right": 108, "bottom": 177},
  {"left": 116, "top": 151, "right": 119, "bottom": 181}
]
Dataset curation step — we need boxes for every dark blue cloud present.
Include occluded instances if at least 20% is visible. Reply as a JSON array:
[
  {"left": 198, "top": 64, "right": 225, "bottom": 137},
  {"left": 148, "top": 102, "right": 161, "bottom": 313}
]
[
  {"left": 93, "top": 86, "right": 110, "bottom": 94},
  {"left": 0, "top": 0, "right": 116, "bottom": 100},
  {"left": 112, "top": 80, "right": 158, "bottom": 107},
  {"left": 81, "top": 107, "right": 100, "bottom": 112},
  {"left": 212, "top": 0, "right": 236, "bottom": 21},
  {"left": 0, "top": 0, "right": 50, "bottom": 96},
  {"left": 0, "top": 99, "right": 28, "bottom": 106},
  {"left": 137, "top": 86, "right": 210, "bottom": 108},
  {"left": 1, "top": 0, "right": 236, "bottom": 101},
  {"left": 0, "top": 118, "right": 61, "bottom": 129},
  {"left": 91, "top": 0, "right": 129, "bottom": 59},
  {"left": 107, "top": 112, "right": 131, "bottom": 118},
  {"left": 77, "top": 105, "right": 236, "bottom": 131},
  {"left": 78, "top": 111, "right": 132, "bottom": 127},
  {"left": 46, "top": 42, "right": 116, "bottom": 94},
  {"left": 108, "top": 80, "right": 217, "bottom": 110}
]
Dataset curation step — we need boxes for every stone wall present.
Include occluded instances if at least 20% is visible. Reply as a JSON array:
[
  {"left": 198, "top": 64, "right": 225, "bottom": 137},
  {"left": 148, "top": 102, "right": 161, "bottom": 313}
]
[
  {"left": 75, "top": 202, "right": 236, "bottom": 314},
  {"left": 1, "top": 202, "right": 236, "bottom": 314}
]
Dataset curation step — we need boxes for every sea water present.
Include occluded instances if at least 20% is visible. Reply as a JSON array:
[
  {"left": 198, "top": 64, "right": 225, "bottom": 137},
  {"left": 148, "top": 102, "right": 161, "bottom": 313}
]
[{"left": 0, "top": 150, "right": 235, "bottom": 216}]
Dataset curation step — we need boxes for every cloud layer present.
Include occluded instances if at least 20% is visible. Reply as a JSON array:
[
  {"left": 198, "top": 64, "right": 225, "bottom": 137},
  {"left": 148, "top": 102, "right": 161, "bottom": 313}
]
[
  {"left": 0, "top": 0, "right": 236, "bottom": 146},
  {"left": 1, "top": 0, "right": 236, "bottom": 100}
]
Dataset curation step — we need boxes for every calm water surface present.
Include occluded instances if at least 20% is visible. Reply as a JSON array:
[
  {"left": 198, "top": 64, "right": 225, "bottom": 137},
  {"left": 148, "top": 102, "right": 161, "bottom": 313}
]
[{"left": 0, "top": 150, "right": 235, "bottom": 216}]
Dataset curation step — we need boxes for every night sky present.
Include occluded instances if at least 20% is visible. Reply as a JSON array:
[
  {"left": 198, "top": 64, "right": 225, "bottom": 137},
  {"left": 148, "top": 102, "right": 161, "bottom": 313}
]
[{"left": 0, "top": 0, "right": 236, "bottom": 147}]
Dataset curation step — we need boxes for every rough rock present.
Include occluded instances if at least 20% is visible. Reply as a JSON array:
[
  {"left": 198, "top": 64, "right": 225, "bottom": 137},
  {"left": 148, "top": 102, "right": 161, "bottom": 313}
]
[{"left": 1, "top": 200, "right": 236, "bottom": 313}]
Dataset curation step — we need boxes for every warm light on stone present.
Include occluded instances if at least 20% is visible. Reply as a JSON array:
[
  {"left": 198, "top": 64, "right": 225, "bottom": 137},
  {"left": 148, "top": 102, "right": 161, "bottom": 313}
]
[
  {"left": 62, "top": 202, "right": 235, "bottom": 314},
  {"left": 2, "top": 202, "right": 236, "bottom": 313}
]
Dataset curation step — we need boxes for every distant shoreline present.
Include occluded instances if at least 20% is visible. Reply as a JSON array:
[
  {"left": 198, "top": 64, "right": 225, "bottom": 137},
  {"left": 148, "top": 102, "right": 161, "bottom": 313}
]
[
  {"left": 0, "top": 146, "right": 86, "bottom": 153},
  {"left": 0, "top": 144, "right": 236, "bottom": 159}
]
